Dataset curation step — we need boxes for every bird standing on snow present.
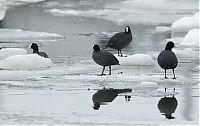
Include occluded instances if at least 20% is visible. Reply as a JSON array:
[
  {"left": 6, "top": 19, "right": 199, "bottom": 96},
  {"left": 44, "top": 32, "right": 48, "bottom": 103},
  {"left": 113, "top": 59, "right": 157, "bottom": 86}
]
[
  {"left": 92, "top": 44, "right": 119, "bottom": 75},
  {"left": 157, "top": 41, "right": 178, "bottom": 79},
  {"left": 30, "top": 43, "right": 49, "bottom": 58},
  {"left": 107, "top": 26, "right": 132, "bottom": 57}
]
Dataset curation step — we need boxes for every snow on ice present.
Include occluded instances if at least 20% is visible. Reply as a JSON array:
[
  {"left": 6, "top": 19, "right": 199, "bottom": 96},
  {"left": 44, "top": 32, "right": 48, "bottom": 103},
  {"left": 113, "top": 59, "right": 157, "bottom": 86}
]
[
  {"left": 116, "top": 54, "right": 155, "bottom": 66},
  {"left": 0, "top": 54, "right": 53, "bottom": 70},
  {"left": 0, "top": 48, "right": 27, "bottom": 59},
  {"left": 180, "top": 28, "right": 199, "bottom": 47},
  {"left": 171, "top": 13, "right": 199, "bottom": 33}
]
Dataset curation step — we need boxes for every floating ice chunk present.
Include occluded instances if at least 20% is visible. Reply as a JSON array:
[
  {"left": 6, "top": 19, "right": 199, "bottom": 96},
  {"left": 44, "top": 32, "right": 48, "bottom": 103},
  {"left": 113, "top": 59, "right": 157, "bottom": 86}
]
[
  {"left": 173, "top": 48, "right": 198, "bottom": 58},
  {"left": 14, "top": 0, "right": 46, "bottom": 3},
  {"left": 180, "top": 29, "right": 199, "bottom": 47},
  {"left": 137, "top": 82, "right": 158, "bottom": 90},
  {"left": 0, "top": 54, "right": 53, "bottom": 70},
  {"left": 0, "top": 29, "right": 64, "bottom": 42},
  {"left": 0, "top": 8, "right": 6, "bottom": 21},
  {"left": 156, "top": 26, "right": 171, "bottom": 32},
  {"left": 0, "top": 48, "right": 27, "bottom": 59},
  {"left": 116, "top": 54, "right": 155, "bottom": 66},
  {"left": 0, "top": 0, "right": 47, "bottom": 21},
  {"left": 171, "top": 13, "right": 199, "bottom": 33}
]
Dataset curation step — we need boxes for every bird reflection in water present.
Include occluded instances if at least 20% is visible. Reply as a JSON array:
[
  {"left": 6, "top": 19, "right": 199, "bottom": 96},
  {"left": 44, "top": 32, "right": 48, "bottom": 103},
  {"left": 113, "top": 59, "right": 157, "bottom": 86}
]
[
  {"left": 157, "top": 88, "right": 178, "bottom": 119},
  {"left": 92, "top": 88, "right": 132, "bottom": 110}
]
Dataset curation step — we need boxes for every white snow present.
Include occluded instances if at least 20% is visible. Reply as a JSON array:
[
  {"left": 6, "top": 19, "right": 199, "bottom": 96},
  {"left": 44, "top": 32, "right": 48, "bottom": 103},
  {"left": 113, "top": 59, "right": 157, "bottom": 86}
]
[
  {"left": 0, "top": 29, "right": 64, "bottom": 42},
  {"left": 116, "top": 54, "right": 155, "bottom": 66},
  {"left": 0, "top": 48, "right": 27, "bottom": 59},
  {"left": 0, "top": 54, "right": 53, "bottom": 70},
  {"left": 171, "top": 13, "right": 199, "bottom": 33},
  {"left": 180, "top": 28, "right": 199, "bottom": 47}
]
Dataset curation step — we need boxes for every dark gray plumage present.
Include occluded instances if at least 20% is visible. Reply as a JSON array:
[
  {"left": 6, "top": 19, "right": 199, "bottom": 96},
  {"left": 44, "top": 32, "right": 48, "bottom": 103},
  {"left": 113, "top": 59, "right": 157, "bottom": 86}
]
[
  {"left": 107, "top": 26, "right": 132, "bottom": 57},
  {"left": 92, "top": 44, "right": 119, "bottom": 75},
  {"left": 30, "top": 43, "right": 49, "bottom": 58},
  {"left": 157, "top": 41, "right": 178, "bottom": 79}
]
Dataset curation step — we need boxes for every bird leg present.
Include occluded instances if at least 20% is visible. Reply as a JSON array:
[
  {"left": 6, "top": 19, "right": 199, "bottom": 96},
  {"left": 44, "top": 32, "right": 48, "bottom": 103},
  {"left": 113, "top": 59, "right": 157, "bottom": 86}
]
[
  {"left": 172, "top": 69, "right": 176, "bottom": 79},
  {"left": 165, "top": 69, "right": 168, "bottom": 79},
  {"left": 120, "top": 49, "right": 123, "bottom": 57},
  {"left": 109, "top": 66, "right": 111, "bottom": 75},
  {"left": 100, "top": 66, "right": 106, "bottom": 76},
  {"left": 118, "top": 50, "right": 120, "bottom": 56}
]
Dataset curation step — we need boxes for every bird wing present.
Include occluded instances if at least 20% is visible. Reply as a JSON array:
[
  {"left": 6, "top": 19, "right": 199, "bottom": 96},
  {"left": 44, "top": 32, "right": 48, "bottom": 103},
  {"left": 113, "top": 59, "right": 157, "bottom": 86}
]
[
  {"left": 92, "top": 50, "right": 119, "bottom": 66},
  {"left": 107, "top": 32, "right": 132, "bottom": 49},
  {"left": 169, "top": 52, "right": 178, "bottom": 68}
]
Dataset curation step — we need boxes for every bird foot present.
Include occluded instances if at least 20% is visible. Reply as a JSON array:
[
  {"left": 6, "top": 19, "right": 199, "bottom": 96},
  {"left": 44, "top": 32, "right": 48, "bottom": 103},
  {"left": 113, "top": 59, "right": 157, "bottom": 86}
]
[
  {"left": 172, "top": 77, "right": 176, "bottom": 79},
  {"left": 98, "top": 74, "right": 106, "bottom": 76},
  {"left": 165, "top": 77, "right": 169, "bottom": 79}
]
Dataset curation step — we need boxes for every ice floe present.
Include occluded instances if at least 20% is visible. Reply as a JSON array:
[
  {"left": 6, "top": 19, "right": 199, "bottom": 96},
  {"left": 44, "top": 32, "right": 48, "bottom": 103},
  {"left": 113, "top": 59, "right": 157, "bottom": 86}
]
[
  {"left": 172, "top": 48, "right": 198, "bottom": 59},
  {"left": 171, "top": 13, "right": 199, "bottom": 33},
  {"left": 14, "top": 0, "right": 46, "bottom": 3},
  {"left": 116, "top": 54, "right": 155, "bottom": 66},
  {"left": 0, "top": 29, "right": 64, "bottom": 42},
  {"left": 0, "top": 54, "right": 53, "bottom": 70},
  {"left": 0, "top": 0, "right": 47, "bottom": 21},
  {"left": 0, "top": 48, "right": 27, "bottom": 59},
  {"left": 180, "top": 28, "right": 199, "bottom": 47},
  {"left": 155, "top": 26, "right": 171, "bottom": 32},
  {"left": 167, "top": 12, "right": 199, "bottom": 51}
]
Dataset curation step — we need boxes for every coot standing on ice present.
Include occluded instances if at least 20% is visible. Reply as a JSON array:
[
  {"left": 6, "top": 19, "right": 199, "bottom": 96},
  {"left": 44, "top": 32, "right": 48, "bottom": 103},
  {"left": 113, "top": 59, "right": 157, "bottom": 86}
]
[
  {"left": 92, "top": 44, "right": 119, "bottom": 75},
  {"left": 107, "top": 26, "right": 132, "bottom": 57},
  {"left": 157, "top": 41, "right": 178, "bottom": 79}
]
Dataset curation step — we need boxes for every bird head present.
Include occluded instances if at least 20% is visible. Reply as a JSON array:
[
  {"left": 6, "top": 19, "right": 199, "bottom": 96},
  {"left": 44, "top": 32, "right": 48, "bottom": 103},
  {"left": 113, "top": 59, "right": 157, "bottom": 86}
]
[
  {"left": 125, "top": 26, "right": 131, "bottom": 33},
  {"left": 30, "top": 43, "right": 39, "bottom": 53},
  {"left": 165, "top": 41, "right": 175, "bottom": 50},
  {"left": 93, "top": 44, "right": 101, "bottom": 52}
]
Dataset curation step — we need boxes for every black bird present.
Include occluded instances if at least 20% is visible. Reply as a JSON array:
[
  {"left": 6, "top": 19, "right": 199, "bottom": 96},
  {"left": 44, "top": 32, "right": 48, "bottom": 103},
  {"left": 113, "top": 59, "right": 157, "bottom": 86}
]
[
  {"left": 157, "top": 95, "right": 178, "bottom": 119},
  {"left": 107, "top": 26, "right": 132, "bottom": 57},
  {"left": 30, "top": 43, "right": 49, "bottom": 58},
  {"left": 157, "top": 41, "right": 178, "bottom": 79},
  {"left": 92, "top": 44, "right": 119, "bottom": 75}
]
